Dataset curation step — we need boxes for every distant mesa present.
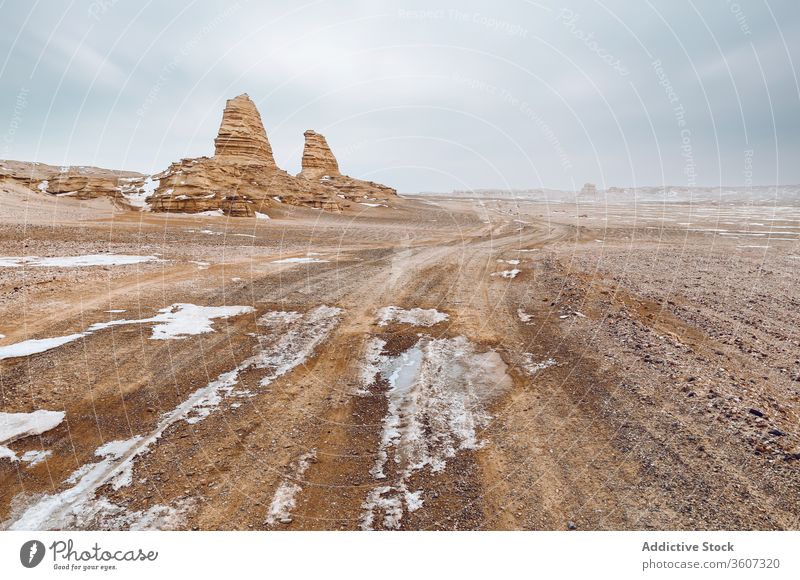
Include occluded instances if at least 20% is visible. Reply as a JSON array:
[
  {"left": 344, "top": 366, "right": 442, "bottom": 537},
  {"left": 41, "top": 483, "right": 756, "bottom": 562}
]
[
  {"left": 0, "top": 93, "right": 396, "bottom": 217},
  {"left": 580, "top": 182, "right": 597, "bottom": 195}
]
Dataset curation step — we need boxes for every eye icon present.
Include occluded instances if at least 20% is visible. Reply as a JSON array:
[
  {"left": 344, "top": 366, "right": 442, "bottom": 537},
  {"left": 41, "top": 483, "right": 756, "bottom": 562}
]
[{"left": 20, "top": 540, "right": 46, "bottom": 568}]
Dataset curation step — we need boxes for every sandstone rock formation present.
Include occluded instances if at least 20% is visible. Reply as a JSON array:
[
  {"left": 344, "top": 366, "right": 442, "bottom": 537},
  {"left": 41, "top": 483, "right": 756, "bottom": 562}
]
[
  {"left": 0, "top": 160, "right": 145, "bottom": 202},
  {"left": 2, "top": 94, "right": 397, "bottom": 217},
  {"left": 299, "top": 130, "right": 339, "bottom": 180},
  {"left": 296, "top": 129, "right": 396, "bottom": 204},
  {"left": 213, "top": 94, "right": 275, "bottom": 166},
  {"left": 147, "top": 94, "right": 396, "bottom": 216}
]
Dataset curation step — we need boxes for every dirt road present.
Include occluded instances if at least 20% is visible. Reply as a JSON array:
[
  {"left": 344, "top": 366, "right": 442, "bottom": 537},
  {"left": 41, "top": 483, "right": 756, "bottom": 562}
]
[{"left": 1, "top": 194, "right": 799, "bottom": 530}]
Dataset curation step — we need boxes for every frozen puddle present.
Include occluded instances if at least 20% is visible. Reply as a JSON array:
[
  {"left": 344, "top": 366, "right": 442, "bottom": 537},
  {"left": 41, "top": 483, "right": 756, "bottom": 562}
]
[
  {"left": 359, "top": 334, "right": 511, "bottom": 530},
  {"left": 264, "top": 450, "right": 317, "bottom": 525},
  {"left": 0, "top": 304, "right": 254, "bottom": 360},
  {"left": 377, "top": 306, "right": 449, "bottom": 327},
  {"left": 0, "top": 410, "right": 64, "bottom": 463},
  {"left": 3, "top": 306, "right": 341, "bottom": 530},
  {"left": 0, "top": 255, "right": 160, "bottom": 268}
]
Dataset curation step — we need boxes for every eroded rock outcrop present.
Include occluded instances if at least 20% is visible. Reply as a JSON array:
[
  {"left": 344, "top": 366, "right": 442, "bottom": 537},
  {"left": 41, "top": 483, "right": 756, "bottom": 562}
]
[
  {"left": 2, "top": 94, "right": 397, "bottom": 217},
  {"left": 0, "top": 160, "right": 146, "bottom": 203},
  {"left": 213, "top": 94, "right": 276, "bottom": 166},
  {"left": 147, "top": 94, "right": 396, "bottom": 216},
  {"left": 299, "top": 130, "right": 339, "bottom": 180},
  {"left": 296, "top": 129, "right": 396, "bottom": 205}
]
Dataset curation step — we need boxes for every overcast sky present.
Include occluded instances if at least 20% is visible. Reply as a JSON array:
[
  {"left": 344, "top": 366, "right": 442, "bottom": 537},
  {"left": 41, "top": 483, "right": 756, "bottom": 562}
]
[{"left": 1, "top": 0, "right": 798, "bottom": 191}]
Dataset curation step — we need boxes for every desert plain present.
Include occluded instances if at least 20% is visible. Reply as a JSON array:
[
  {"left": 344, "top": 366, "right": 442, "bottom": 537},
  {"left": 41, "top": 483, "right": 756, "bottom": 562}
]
[{"left": 1, "top": 182, "right": 799, "bottom": 531}]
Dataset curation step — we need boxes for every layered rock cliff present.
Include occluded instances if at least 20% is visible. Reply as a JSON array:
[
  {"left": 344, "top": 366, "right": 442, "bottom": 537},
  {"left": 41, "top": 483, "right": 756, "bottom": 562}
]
[
  {"left": 298, "top": 130, "right": 339, "bottom": 180},
  {"left": 213, "top": 94, "right": 276, "bottom": 166}
]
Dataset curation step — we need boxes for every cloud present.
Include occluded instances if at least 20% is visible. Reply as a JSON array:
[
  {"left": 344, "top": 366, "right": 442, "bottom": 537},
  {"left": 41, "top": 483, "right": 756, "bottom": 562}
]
[{"left": 0, "top": 0, "right": 798, "bottom": 189}]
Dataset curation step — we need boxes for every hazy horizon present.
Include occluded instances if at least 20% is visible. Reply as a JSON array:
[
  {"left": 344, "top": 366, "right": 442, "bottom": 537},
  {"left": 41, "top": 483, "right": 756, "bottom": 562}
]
[{"left": 2, "top": 1, "right": 799, "bottom": 192}]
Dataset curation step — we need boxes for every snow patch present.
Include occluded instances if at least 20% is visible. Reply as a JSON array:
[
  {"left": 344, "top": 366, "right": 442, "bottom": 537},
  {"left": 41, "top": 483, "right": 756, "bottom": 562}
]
[
  {"left": 376, "top": 306, "right": 448, "bottom": 327},
  {"left": 121, "top": 176, "right": 158, "bottom": 209},
  {"left": 37, "top": 180, "right": 49, "bottom": 192},
  {"left": 517, "top": 308, "right": 533, "bottom": 323},
  {"left": 4, "top": 307, "right": 341, "bottom": 530},
  {"left": 0, "top": 410, "right": 65, "bottom": 444},
  {"left": 492, "top": 269, "right": 520, "bottom": 279},
  {"left": 359, "top": 335, "right": 511, "bottom": 529},
  {"left": 521, "top": 354, "right": 556, "bottom": 375},
  {"left": 265, "top": 450, "right": 316, "bottom": 525},
  {"left": 0, "top": 254, "right": 160, "bottom": 268},
  {"left": 21, "top": 450, "right": 52, "bottom": 467},
  {"left": 0, "top": 446, "right": 18, "bottom": 462},
  {"left": 0, "top": 334, "right": 86, "bottom": 361},
  {"left": 0, "top": 304, "right": 253, "bottom": 360},
  {"left": 255, "top": 211, "right": 270, "bottom": 220},
  {"left": 271, "top": 257, "right": 329, "bottom": 264}
]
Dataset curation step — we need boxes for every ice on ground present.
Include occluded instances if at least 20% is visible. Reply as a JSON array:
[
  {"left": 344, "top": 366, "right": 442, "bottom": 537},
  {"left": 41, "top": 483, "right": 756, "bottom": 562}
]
[
  {"left": 99, "top": 303, "right": 254, "bottom": 340},
  {"left": 376, "top": 306, "right": 449, "bottom": 327},
  {"left": 265, "top": 450, "right": 316, "bottom": 525},
  {"left": 517, "top": 308, "right": 533, "bottom": 323},
  {"left": 4, "top": 306, "right": 341, "bottom": 530},
  {"left": 360, "top": 335, "right": 511, "bottom": 530},
  {"left": 0, "top": 254, "right": 160, "bottom": 268},
  {"left": 258, "top": 311, "right": 303, "bottom": 328},
  {"left": 492, "top": 269, "right": 520, "bottom": 279},
  {"left": 255, "top": 212, "right": 270, "bottom": 220},
  {"left": 359, "top": 203, "right": 387, "bottom": 208},
  {"left": 72, "top": 497, "right": 192, "bottom": 531},
  {"left": 0, "top": 446, "right": 19, "bottom": 461},
  {"left": 121, "top": 176, "right": 158, "bottom": 209},
  {"left": 198, "top": 209, "right": 224, "bottom": 217},
  {"left": 521, "top": 354, "right": 556, "bottom": 375},
  {"left": 37, "top": 180, "right": 49, "bottom": 192},
  {"left": 0, "top": 410, "right": 66, "bottom": 444},
  {"left": 0, "top": 334, "right": 86, "bottom": 361},
  {"left": 497, "top": 259, "right": 520, "bottom": 265},
  {"left": 21, "top": 450, "right": 52, "bottom": 467},
  {"left": 271, "top": 257, "right": 329, "bottom": 264},
  {"left": 0, "top": 304, "right": 253, "bottom": 361}
]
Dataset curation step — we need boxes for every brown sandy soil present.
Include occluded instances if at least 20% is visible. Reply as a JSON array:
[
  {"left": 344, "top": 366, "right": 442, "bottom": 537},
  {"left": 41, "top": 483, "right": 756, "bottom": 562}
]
[{"left": 1, "top": 193, "right": 799, "bottom": 530}]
